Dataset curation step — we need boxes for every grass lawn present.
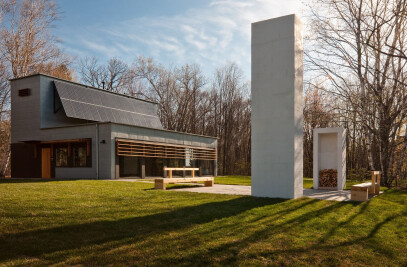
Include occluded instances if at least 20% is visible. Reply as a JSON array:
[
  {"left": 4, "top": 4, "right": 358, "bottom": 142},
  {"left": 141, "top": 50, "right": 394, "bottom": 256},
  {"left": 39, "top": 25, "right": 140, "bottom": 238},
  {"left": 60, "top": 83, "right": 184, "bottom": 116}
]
[{"left": 0, "top": 180, "right": 406, "bottom": 266}]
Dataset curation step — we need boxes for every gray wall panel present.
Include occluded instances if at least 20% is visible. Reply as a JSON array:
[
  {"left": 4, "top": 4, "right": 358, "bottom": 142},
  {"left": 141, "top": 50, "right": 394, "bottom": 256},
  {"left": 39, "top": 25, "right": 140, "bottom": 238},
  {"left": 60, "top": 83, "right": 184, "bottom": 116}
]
[
  {"left": 111, "top": 123, "right": 217, "bottom": 148},
  {"left": 11, "top": 76, "right": 42, "bottom": 142}
]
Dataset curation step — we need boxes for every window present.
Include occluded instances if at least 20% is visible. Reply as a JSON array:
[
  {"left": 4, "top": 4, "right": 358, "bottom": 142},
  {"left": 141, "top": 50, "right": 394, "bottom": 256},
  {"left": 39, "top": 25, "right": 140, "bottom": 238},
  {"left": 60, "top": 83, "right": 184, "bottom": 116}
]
[
  {"left": 55, "top": 146, "right": 68, "bottom": 167},
  {"left": 200, "top": 160, "right": 214, "bottom": 176},
  {"left": 185, "top": 148, "right": 193, "bottom": 167},
  {"left": 72, "top": 143, "right": 87, "bottom": 167},
  {"left": 54, "top": 141, "right": 90, "bottom": 168},
  {"left": 119, "top": 156, "right": 141, "bottom": 177}
]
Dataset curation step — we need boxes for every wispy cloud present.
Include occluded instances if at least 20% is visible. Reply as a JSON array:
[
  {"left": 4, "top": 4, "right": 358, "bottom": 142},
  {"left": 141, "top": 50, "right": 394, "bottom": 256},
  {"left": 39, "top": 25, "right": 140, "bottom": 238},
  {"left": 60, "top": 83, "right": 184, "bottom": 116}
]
[{"left": 59, "top": 0, "right": 303, "bottom": 78}]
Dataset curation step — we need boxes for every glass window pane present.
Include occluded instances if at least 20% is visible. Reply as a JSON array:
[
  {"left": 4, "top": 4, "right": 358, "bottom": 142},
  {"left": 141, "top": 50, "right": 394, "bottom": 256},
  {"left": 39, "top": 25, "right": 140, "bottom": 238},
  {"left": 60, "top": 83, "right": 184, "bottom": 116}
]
[
  {"left": 55, "top": 147, "right": 68, "bottom": 167},
  {"left": 72, "top": 143, "right": 87, "bottom": 167},
  {"left": 119, "top": 156, "right": 140, "bottom": 177}
]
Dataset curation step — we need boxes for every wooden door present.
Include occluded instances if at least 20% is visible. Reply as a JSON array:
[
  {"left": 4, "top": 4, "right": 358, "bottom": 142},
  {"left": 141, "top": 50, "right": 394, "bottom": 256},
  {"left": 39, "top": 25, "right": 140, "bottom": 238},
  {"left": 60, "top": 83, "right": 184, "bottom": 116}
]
[{"left": 41, "top": 148, "right": 51, "bottom": 178}]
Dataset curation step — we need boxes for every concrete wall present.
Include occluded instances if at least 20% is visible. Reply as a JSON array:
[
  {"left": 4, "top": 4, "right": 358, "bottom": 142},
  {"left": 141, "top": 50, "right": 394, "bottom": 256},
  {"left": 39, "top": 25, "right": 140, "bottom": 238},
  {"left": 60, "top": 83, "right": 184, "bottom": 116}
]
[
  {"left": 313, "top": 128, "right": 346, "bottom": 190},
  {"left": 251, "top": 14, "right": 304, "bottom": 199},
  {"left": 319, "top": 133, "right": 338, "bottom": 170}
]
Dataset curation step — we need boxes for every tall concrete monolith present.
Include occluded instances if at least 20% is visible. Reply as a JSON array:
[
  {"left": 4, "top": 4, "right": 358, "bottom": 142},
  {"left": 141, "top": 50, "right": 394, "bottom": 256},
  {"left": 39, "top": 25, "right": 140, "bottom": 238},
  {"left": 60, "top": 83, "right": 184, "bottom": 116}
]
[{"left": 251, "top": 14, "right": 304, "bottom": 199}]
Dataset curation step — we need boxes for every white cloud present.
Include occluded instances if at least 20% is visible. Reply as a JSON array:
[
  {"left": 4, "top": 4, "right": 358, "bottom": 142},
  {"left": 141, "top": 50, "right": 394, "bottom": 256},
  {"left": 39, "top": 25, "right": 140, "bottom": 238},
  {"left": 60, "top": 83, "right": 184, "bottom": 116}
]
[{"left": 61, "top": 0, "right": 303, "bottom": 78}]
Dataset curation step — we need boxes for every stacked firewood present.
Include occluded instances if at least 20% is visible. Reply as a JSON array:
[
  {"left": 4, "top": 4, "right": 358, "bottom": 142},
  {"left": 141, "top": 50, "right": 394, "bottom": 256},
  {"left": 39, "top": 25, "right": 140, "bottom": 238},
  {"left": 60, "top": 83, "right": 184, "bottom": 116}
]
[{"left": 319, "top": 169, "right": 338, "bottom": 188}]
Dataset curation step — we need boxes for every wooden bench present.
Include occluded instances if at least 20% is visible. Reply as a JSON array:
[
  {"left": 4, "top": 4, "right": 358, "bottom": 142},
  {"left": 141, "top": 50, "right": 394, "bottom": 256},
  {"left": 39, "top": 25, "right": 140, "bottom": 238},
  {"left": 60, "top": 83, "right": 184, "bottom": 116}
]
[
  {"left": 351, "top": 171, "right": 381, "bottom": 201},
  {"left": 154, "top": 177, "right": 214, "bottom": 190},
  {"left": 163, "top": 167, "right": 199, "bottom": 178}
]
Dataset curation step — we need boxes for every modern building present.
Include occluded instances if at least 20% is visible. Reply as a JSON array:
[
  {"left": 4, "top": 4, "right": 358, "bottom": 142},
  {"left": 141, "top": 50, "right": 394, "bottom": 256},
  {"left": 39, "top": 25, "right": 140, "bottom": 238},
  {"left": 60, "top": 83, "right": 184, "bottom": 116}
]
[{"left": 10, "top": 74, "right": 217, "bottom": 179}]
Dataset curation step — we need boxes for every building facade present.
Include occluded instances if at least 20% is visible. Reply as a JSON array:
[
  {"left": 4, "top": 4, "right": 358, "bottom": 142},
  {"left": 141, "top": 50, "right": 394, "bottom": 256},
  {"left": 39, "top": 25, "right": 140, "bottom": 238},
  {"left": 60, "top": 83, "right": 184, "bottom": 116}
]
[{"left": 10, "top": 74, "right": 217, "bottom": 179}]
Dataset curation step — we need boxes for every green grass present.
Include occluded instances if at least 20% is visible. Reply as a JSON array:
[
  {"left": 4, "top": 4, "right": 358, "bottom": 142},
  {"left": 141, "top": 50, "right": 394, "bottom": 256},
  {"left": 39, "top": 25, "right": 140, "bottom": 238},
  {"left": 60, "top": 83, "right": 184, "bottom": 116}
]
[
  {"left": 0, "top": 180, "right": 406, "bottom": 266},
  {"left": 215, "top": 176, "right": 252, "bottom": 185}
]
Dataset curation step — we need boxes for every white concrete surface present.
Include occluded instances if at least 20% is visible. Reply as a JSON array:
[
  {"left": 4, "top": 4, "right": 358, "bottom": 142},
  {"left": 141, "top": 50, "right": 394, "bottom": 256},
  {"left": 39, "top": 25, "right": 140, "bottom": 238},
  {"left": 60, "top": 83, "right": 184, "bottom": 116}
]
[
  {"left": 171, "top": 184, "right": 252, "bottom": 196},
  {"left": 251, "top": 14, "right": 304, "bottom": 199},
  {"left": 303, "top": 189, "right": 350, "bottom": 201},
  {"left": 169, "top": 184, "right": 353, "bottom": 202},
  {"left": 313, "top": 128, "right": 346, "bottom": 190}
]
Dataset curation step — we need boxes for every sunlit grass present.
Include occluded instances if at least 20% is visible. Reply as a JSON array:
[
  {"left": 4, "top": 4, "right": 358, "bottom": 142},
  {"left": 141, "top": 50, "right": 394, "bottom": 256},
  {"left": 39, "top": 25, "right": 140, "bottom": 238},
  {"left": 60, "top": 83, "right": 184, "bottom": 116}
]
[{"left": 0, "top": 179, "right": 405, "bottom": 266}]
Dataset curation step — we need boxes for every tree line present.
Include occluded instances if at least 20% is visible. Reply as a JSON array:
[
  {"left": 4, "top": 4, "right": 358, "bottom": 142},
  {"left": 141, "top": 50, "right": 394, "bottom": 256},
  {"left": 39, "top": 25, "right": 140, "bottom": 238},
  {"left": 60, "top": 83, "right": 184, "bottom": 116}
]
[
  {"left": 78, "top": 56, "right": 251, "bottom": 176},
  {"left": 0, "top": 0, "right": 406, "bottom": 187},
  {"left": 304, "top": 0, "right": 407, "bottom": 187}
]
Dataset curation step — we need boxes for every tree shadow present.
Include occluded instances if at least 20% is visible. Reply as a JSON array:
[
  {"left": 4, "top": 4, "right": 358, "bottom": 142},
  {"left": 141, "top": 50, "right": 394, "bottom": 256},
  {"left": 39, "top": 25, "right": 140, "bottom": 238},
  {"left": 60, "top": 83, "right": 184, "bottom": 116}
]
[
  {"left": 0, "top": 178, "right": 92, "bottom": 184},
  {"left": 172, "top": 197, "right": 405, "bottom": 266},
  {"left": 0, "top": 196, "right": 286, "bottom": 263}
]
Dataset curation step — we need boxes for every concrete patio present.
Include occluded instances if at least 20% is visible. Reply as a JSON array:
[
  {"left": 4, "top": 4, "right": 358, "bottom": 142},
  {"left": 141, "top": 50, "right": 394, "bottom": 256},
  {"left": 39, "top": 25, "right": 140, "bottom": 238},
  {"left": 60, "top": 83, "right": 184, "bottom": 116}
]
[
  {"left": 113, "top": 179, "right": 380, "bottom": 202},
  {"left": 170, "top": 184, "right": 353, "bottom": 201}
]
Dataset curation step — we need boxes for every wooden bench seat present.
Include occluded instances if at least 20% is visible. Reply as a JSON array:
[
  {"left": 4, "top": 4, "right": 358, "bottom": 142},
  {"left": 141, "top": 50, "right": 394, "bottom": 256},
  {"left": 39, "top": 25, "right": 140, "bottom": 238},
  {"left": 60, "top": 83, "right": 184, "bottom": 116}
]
[
  {"left": 351, "top": 171, "right": 381, "bottom": 201},
  {"left": 155, "top": 177, "right": 214, "bottom": 190},
  {"left": 351, "top": 183, "right": 371, "bottom": 201}
]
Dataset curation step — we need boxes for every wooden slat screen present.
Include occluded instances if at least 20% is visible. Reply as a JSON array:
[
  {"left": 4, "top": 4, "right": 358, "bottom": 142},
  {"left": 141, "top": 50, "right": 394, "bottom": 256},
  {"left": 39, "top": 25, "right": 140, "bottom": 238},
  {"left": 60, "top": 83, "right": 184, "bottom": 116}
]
[{"left": 116, "top": 139, "right": 216, "bottom": 160}]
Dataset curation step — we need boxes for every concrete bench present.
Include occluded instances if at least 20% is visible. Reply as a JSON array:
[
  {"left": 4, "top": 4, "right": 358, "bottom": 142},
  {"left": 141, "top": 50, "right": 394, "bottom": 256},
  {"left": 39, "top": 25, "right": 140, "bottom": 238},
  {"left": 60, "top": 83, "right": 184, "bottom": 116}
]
[
  {"left": 155, "top": 177, "right": 214, "bottom": 190},
  {"left": 164, "top": 167, "right": 199, "bottom": 178},
  {"left": 351, "top": 171, "right": 381, "bottom": 201}
]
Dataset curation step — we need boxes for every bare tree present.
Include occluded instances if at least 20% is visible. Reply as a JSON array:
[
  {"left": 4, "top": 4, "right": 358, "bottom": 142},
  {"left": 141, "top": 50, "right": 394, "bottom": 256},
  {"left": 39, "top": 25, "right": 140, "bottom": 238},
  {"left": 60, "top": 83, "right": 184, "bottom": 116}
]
[
  {"left": 82, "top": 57, "right": 252, "bottom": 176},
  {"left": 306, "top": 0, "right": 407, "bottom": 186},
  {"left": 78, "top": 57, "right": 131, "bottom": 93},
  {"left": 303, "top": 85, "right": 333, "bottom": 177},
  {"left": 0, "top": 0, "right": 68, "bottom": 78},
  {"left": 0, "top": 0, "right": 73, "bottom": 176}
]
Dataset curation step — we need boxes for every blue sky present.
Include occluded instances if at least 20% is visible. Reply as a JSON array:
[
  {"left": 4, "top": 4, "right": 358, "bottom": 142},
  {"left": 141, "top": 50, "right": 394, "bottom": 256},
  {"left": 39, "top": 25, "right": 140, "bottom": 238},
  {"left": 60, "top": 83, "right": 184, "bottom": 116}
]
[{"left": 53, "top": 0, "right": 303, "bottom": 80}]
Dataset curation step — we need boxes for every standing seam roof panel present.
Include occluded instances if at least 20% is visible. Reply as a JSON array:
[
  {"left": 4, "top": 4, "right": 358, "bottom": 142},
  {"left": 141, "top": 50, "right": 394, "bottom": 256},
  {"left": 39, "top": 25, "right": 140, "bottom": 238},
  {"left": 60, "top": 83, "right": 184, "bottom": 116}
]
[{"left": 54, "top": 80, "right": 163, "bottom": 129}]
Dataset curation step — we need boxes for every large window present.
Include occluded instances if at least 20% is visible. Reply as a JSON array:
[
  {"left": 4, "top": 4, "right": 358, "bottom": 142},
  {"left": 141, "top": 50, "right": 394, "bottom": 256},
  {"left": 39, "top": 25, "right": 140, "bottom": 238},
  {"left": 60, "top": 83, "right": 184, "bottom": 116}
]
[
  {"left": 55, "top": 146, "right": 68, "bottom": 167},
  {"left": 145, "top": 158, "right": 163, "bottom": 177},
  {"left": 200, "top": 160, "right": 214, "bottom": 176},
  {"left": 54, "top": 141, "right": 90, "bottom": 168},
  {"left": 119, "top": 156, "right": 141, "bottom": 177}
]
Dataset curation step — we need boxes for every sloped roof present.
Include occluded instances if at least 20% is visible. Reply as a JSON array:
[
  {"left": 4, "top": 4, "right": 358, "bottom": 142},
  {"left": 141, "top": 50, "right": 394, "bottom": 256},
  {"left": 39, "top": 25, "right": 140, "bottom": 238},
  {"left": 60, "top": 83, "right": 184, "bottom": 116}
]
[{"left": 54, "top": 80, "right": 163, "bottom": 129}]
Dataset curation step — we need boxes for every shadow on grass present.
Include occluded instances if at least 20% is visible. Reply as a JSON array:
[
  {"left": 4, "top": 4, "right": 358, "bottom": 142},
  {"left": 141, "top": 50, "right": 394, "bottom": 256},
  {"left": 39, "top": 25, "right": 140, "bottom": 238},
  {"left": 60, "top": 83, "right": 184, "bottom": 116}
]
[
  {"left": 143, "top": 184, "right": 202, "bottom": 190},
  {"left": 175, "top": 199, "right": 403, "bottom": 266},
  {"left": 0, "top": 178, "right": 90, "bottom": 184},
  {"left": 183, "top": 191, "right": 407, "bottom": 266},
  {"left": 0, "top": 196, "right": 285, "bottom": 263}
]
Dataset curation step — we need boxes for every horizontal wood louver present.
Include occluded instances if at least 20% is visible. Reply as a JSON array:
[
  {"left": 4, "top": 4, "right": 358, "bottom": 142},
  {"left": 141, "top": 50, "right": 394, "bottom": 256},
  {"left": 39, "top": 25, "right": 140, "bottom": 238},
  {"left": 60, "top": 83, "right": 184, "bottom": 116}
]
[{"left": 116, "top": 139, "right": 216, "bottom": 160}]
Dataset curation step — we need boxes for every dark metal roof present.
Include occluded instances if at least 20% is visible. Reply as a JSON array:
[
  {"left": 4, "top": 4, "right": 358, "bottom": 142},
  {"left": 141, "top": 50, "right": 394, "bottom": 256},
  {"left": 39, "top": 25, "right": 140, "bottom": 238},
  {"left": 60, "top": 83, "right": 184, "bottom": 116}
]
[{"left": 54, "top": 80, "right": 163, "bottom": 129}]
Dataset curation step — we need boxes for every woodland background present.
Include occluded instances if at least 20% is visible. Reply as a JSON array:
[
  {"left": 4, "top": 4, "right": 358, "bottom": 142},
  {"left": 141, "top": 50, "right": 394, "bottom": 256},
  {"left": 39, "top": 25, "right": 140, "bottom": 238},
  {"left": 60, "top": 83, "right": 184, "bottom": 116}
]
[{"left": 1, "top": 0, "right": 407, "bottom": 187}]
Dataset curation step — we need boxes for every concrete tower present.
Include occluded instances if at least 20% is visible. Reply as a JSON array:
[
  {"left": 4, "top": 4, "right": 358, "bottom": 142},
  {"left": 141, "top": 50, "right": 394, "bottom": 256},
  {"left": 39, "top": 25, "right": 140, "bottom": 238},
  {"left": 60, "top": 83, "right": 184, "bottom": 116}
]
[{"left": 251, "top": 14, "right": 304, "bottom": 199}]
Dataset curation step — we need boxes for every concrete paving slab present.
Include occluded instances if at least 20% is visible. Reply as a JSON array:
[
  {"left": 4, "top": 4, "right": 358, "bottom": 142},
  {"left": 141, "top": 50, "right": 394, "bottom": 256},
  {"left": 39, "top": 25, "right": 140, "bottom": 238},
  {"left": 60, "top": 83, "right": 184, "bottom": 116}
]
[
  {"left": 112, "top": 179, "right": 380, "bottom": 202},
  {"left": 171, "top": 184, "right": 356, "bottom": 201},
  {"left": 171, "top": 184, "right": 251, "bottom": 196},
  {"left": 303, "top": 189, "right": 351, "bottom": 201}
]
